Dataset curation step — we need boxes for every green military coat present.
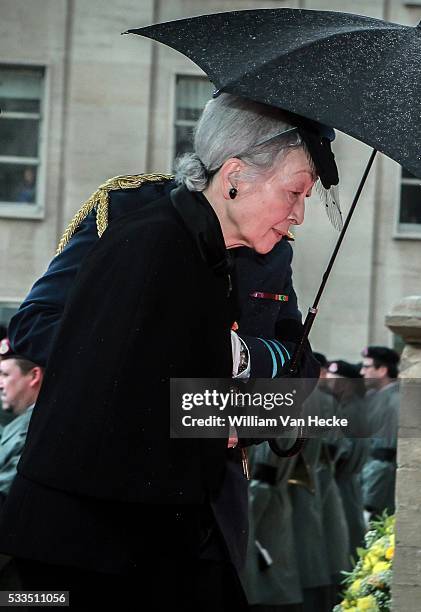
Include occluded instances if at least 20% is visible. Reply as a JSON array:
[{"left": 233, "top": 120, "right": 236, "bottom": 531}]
[
  {"left": 0, "top": 405, "right": 33, "bottom": 497},
  {"left": 362, "top": 383, "right": 399, "bottom": 516},
  {"left": 314, "top": 386, "right": 351, "bottom": 579},
  {"left": 330, "top": 393, "right": 369, "bottom": 559},
  {"left": 240, "top": 441, "right": 302, "bottom": 606}
]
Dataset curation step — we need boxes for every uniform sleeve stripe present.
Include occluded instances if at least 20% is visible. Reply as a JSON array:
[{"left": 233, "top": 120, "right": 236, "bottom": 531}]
[
  {"left": 268, "top": 339, "right": 285, "bottom": 368},
  {"left": 273, "top": 339, "right": 291, "bottom": 361},
  {"left": 257, "top": 338, "right": 277, "bottom": 378}
]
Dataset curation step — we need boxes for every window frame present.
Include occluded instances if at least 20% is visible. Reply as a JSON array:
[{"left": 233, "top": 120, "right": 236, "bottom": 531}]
[
  {"left": 172, "top": 71, "right": 214, "bottom": 169},
  {"left": 394, "top": 166, "right": 421, "bottom": 240},
  {"left": 0, "top": 61, "right": 49, "bottom": 220}
]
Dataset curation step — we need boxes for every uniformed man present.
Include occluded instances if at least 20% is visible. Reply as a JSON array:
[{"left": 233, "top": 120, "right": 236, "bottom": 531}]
[
  {"left": 326, "top": 360, "right": 369, "bottom": 560},
  {"left": 360, "top": 346, "right": 400, "bottom": 519},
  {"left": 0, "top": 326, "right": 14, "bottom": 433},
  {"left": 314, "top": 353, "right": 350, "bottom": 608},
  {"left": 0, "top": 339, "right": 43, "bottom": 506}
]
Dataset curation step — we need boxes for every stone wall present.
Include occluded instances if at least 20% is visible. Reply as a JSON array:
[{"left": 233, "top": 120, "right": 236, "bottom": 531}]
[{"left": 386, "top": 297, "right": 421, "bottom": 611}]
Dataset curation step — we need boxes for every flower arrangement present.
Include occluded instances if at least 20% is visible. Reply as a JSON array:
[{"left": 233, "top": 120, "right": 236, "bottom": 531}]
[{"left": 334, "top": 514, "right": 395, "bottom": 612}]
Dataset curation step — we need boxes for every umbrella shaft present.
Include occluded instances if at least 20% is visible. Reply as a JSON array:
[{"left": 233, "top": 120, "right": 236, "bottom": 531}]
[
  {"left": 314, "top": 149, "right": 378, "bottom": 308},
  {"left": 288, "top": 149, "right": 378, "bottom": 374}
]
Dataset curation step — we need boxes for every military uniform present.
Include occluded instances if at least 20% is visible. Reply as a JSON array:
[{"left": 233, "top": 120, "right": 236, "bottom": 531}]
[
  {"left": 332, "top": 430, "right": 369, "bottom": 559},
  {"left": 241, "top": 441, "right": 302, "bottom": 609},
  {"left": 288, "top": 390, "right": 332, "bottom": 612},
  {"left": 0, "top": 405, "right": 33, "bottom": 504},
  {"left": 361, "top": 382, "right": 399, "bottom": 516},
  {"left": 316, "top": 390, "right": 351, "bottom": 606}
]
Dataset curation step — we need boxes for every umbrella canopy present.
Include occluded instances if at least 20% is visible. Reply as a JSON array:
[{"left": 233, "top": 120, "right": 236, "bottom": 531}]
[{"left": 127, "top": 8, "right": 421, "bottom": 179}]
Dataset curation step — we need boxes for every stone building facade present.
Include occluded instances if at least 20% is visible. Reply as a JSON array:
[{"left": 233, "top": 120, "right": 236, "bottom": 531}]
[{"left": 0, "top": 0, "right": 420, "bottom": 360}]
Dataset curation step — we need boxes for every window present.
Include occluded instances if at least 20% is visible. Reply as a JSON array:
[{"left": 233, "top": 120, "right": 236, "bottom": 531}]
[
  {"left": 0, "top": 65, "right": 45, "bottom": 216},
  {"left": 174, "top": 75, "right": 214, "bottom": 162},
  {"left": 397, "top": 167, "right": 421, "bottom": 236},
  {"left": 0, "top": 302, "right": 19, "bottom": 330}
]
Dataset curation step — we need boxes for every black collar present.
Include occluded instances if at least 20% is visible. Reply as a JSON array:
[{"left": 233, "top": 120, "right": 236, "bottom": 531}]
[{"left": 170, "top": 185, "right": 232, "bottom": 276}]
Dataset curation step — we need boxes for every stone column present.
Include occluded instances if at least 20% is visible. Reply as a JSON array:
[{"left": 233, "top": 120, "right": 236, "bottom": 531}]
[{"left": 386, "top": 296, "right": 421, "bottom": 611}]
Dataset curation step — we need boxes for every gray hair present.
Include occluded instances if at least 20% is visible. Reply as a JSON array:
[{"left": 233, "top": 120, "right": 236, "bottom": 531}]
[{"left": 174, "top": 93, "right": 306, "bottom": 191}]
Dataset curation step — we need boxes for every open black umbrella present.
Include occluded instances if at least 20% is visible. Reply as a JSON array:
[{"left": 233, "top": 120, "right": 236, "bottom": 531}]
[
  {"left": 126, "top": 8, "right": 421, "bottom": 456},
  {"left": 126, "top": 8, "right": 421, "bottom": 179}
]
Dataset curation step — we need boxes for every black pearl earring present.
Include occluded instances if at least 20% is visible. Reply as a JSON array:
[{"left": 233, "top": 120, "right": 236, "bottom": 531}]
[{"left": 229, "top": 187, "right": 238, "bottom": 199}]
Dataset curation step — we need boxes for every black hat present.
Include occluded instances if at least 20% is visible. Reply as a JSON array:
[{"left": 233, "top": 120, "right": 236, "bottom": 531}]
[
  {"left": 328, "top": 360, "right": 362, "bottom": 379},
  {"left": 362, "top": 346, "right": 400, "bottom": 367}
]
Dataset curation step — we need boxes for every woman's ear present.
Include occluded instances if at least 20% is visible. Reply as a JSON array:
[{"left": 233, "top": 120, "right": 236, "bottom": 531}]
[{"left": 218, "top": 158, "right": 245, "bottom": 200}]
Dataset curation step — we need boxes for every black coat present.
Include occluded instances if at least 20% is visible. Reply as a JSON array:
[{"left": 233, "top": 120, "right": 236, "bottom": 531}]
[
  {"left": 17, "top": 186, "right": 235, "bottom": 504},
  {"left": 0, "top": 181, "right": 317, "bottom": 577},
  {"left": 0, "top": 186, "right": 244, "bottom": 575}
]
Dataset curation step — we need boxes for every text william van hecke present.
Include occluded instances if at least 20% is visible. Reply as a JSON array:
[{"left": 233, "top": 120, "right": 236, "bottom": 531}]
[
  {"left": 181, "top": 415, "right": 348, "bottom": 428},
  {"left": 227, "top": 414, "right": 348, "bottom": 427}
]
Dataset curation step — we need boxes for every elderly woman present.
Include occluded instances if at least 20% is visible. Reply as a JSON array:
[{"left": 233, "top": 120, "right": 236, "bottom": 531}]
[{"left": 0, "top": 94, "right": 334, "bottom": 609}]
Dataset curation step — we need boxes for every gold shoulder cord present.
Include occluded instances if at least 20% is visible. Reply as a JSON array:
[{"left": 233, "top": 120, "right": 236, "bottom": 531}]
[{"left": 56, "top": 173, "right": 173, "bottom": 255}]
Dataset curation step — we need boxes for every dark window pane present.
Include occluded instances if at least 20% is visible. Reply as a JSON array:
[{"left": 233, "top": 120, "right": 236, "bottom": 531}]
[
  {"left": 399, "top": 183, "right": 421, "bottom": 224},
  {"left": 0, "top": 97, "right": 40, "bottom": 113},
  {"left": 177, "top": 107, "right": 203, "bottom": 121},
  {"left": 0, "top": 163, "right": 37, "bottom": 203},
  {"left": 402, "top": 167, "right": 417, "bottom": 180},
  {"left": 175, "top": 76, "right": 213, "bottom": 121},
  {"left": 0, "top": 118, "right": 39, "bottom": 157},
  {"left": 174, "top": 125, "right": 194, "bottom": 159}
]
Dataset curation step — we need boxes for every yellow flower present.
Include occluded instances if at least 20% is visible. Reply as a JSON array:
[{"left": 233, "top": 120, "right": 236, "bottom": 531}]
[
  {"left": 389, "top": 534, "right": 395, "bottom": 547},
  {"left": 372, "top": 561, "right": 390, "bottom": 574},
  {"left": 385, "top": 546, "right": 394, "bottom": 560},
  {"left": 356, "top": 594, "right": 379, "bottom": 611},
  {"left": 363, "top": 551, "right": 379, "bottom": 571},
  {"left": 362, "top": 557, "right": 371, "bottom": 572},
  {"left": 370, "top": 543, "right": 385, "bottom": 558},
  {"left": 349, "top": 579, "right": 362, "bottom": 596},
  {"left": 343, "top": 598, "right": 358, "bottom": 609}
]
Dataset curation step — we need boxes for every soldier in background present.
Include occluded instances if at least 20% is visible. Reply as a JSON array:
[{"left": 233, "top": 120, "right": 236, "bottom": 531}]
[
  {"left": 0, "top": 327, "right": 13, "bottom": 434},
  {"left": 313, "top": 353, "right": 350, "bottom": 609},
  {"left": 0, "top": 338, "right": 43, "bottom": 506},
  {"left": 326, "top": 360, "right": 369, "bottom": 561},
  {"left": 360, "top": 346, "right": 400, "bottom": 520}
]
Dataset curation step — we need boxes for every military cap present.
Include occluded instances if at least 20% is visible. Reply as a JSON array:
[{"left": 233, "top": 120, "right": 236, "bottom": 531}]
[
  {"left": 0, "top": 338, "right": 18, "bottom": 360},
  {"left": 328, "top": 359, "right": 362, "bottom": 378}
]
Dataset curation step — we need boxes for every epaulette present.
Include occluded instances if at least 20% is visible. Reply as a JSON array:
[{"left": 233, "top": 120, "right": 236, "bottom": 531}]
[{"left": 56, "top": 173, "right": 173, "bottom": 255}]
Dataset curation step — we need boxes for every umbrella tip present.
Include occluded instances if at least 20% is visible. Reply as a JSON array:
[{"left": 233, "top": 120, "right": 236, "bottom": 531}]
[{"left": 417, "top": 20, "right": 421, "bottom": 29}]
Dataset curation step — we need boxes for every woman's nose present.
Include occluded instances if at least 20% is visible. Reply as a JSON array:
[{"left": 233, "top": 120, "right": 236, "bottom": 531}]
[{"left": 288, "top": 197, "right": 305, "bottom": 226}]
